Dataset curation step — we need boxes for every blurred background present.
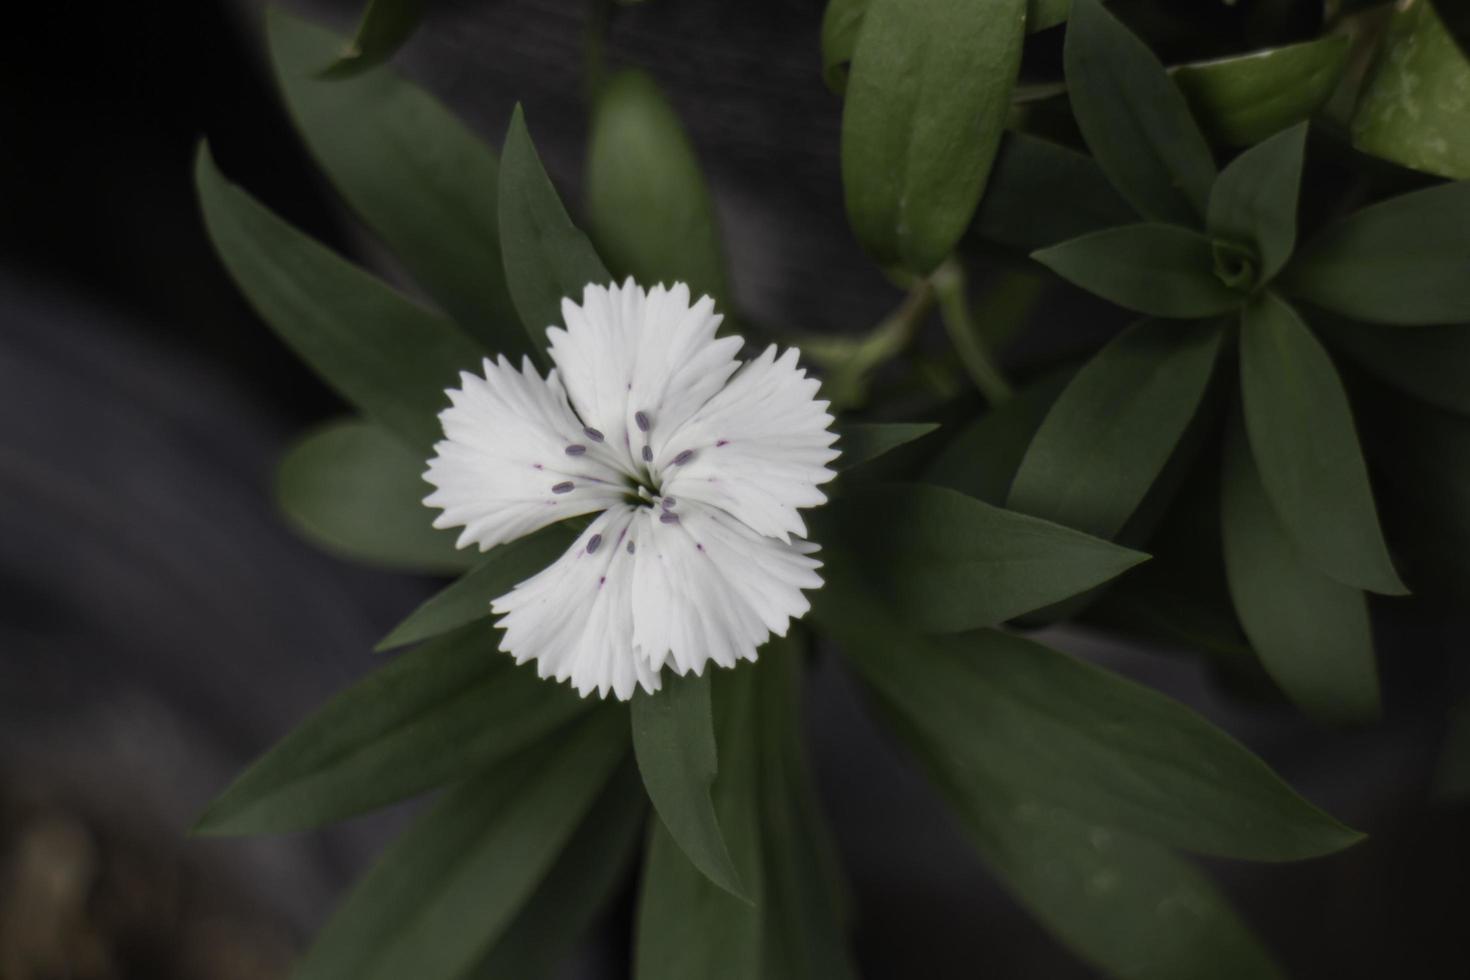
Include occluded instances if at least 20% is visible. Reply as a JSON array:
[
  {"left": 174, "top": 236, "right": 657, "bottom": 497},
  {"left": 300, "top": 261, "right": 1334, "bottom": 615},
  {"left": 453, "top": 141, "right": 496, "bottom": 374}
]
[{"left": 1, "top": 0, "right": 1467, "bottom": 977}]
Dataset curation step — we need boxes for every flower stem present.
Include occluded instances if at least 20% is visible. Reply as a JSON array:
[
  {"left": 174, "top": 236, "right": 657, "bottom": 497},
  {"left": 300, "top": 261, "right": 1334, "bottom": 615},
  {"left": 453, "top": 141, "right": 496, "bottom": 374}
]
[{"left": 932, "top": 258, "right": 1014, "bottom": 406}]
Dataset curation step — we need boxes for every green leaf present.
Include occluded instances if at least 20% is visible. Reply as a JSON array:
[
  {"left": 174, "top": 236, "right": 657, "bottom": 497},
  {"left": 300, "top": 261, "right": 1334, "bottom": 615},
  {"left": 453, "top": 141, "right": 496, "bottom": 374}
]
[
  {"left": 194, "top": 621, "right": 592, "bottom": 835},
  {"left": 1063, "top": 0, "right": 1217, "bottom": 223},
  {"left": 1221, "top": 412, "right": 1380, "bottom": 725},
  {"left": 631, "top": 671, "right": 748, "bottom": 902},
  {"left": 295, "top": 706, "right": 628, "bottom": 980},
  {"left": 810, "top": 483, "right": 1148, "bottom": 633},
  {"left": 1033, "top": 225, "right": 1243, "bottom": 317},
  {"left": 842, "top": 0, "right": 1026, "bottom": 273},
  {"left": 1352, "top": 0, "right": 1470, "bottom": 180},
  {"left": 276, "top": 418, "right": 472, "bottom": 574},
  {"left": 971, "top": 132, "right": 1135, "bottom": 253},
  {"left": 463, "top": 760, "right": 645, "bottom": 980},
  {"left": 1173, "top": 36, "right": 1351, "bottom": 147},
  {"left": 196, "top": 143, "right": 484, "bottom": 453},
  {"left": 1206, "top": 123, "right": 1307, "bottom": 283},
  {"left": 1320, "top": 316, "right": 1470, "bottom": 415},
  {"left": 586, "top": 70, "right": 731, "bottom": 308},
  {"left": 1283, "top": 180, "right": 1470, "bottom": 325},
  {"left": 833, "top": 422, "right": 938, "bottom": 473},
  {"left": 499, "top": 105, "right": 612, "bottom": 352},
  {"left": 318, "top": 0, "right": 425, "bottom": 79},
  {"left": 1009, "top": 318, "right": 1223, "bottom": 539},
  {"left": 267, "top": 9, "right": 527, "bottom": 357},
  {"left": 376, "top": 524, "right": 579, "bottom": 650},
  {"left": 820, "top": 0, "right": 869, "bottom": 95},
  {"left": 813, "top": 566, "right": 1365, "bottom": 861},
  {"left": 1239, "top": 292, "right": 1406, "bottom": 594},
  {"left": 1029, "top": 0, "right": 1078, "bottom": 32}
]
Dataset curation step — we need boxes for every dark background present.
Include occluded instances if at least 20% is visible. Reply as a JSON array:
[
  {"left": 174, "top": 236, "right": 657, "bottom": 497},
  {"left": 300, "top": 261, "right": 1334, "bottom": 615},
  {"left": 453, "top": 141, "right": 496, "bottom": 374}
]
[{"left": 1, "top": 1, "right": 1467, "bottom": 977}]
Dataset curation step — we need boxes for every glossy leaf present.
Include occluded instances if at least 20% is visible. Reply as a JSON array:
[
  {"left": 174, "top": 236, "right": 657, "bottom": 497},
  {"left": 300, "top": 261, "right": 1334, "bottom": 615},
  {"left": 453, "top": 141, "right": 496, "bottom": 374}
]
[
  {"left": 376, "top": 524, "right": 579, "bottom": 650},
  {"left": 1033, "top": 224, "right": 1243, "bottom": 317},
  {"left": 1283, "top": 181, "right": 1470, "bottom": 325},
  {"left": 194, "top": 621, "right": 591, "bottom": 835},
  {"left": 1174, "top": 37, "right": 1350, "bottom": 147},
  {"left": 1063, "top": 0, "right": 1216, "bottom": 223},
  {"left": 631, "top": 670, "right": 748, "bottom": 902},
  {"left": 1320, "top": 316, "right": 1470, "bottom": 415},
  {"left": 842, "top": 0, "right": 1026, "bottom": 273},
  {"left": 319, "top": 0, "right": 425, "bottom": 79},
  {"left": 586, "top": 70, "right": 731, "bottom": 307},
  {"left": 1206, "top": 123, "right": 1307, "bottom": 283},
  {"left": 1009, "top": 318, "right": 1223, "bottom": 538},
  {"left": 276, "top": 418, "right": 472, "bottom": 574},
  {"left": 810, "top": 483, "right": 1148, "bottom": 633},
  {"left": 1221, "top": 413, "right": 1380, "bottom": 725},
  {"left": 295, "top": 706, "right": 628, "bottom": 980},
  {"left": 1239, "top": 292, "right": 1406, "bottom": 594},
  {"left": 499, "top": 106, "right": 612, "bottom": 351},
  {"left": 833, "top": 422, "right": 938, "bottom": 473},
  {"left": 813, "top": 566, "right": 1365, "bottom": 861},
  {"left": 1352, "top": 0, "right": 1470, "bottom": 180},
  {"left": 972, "top": 132, "right": 1135, "bottom": 253},
  {"left": 268, "top": 10, "right": 527, "bottom": 356},
  {"left": 196, "top": 144, "right": 484, "bottom": 453}
]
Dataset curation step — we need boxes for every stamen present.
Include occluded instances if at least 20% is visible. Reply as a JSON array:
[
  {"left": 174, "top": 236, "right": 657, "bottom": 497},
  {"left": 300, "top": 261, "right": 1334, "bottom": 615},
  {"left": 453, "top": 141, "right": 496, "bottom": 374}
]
[
  {"left": 565, "top": 444, "right": 586, "bottom": 456},
  {"left": 583, "top": 426, "right": 605, "bottom": 442},
  {"left": 627, "top": 540, "right": 636, "bottom": 554},
  {"left": 635, "top": 411, "right": 651, "bottom": 432},
  {"left": 587, "top": 534, "right": 602, "bottom": 554},
  {"left": 660, "top": 512, "right": 680, "bottom": 525},
  {"left": 716, "top": 439, "right": 730, "bottom": 447},
  {"left": 641, "top": 445, "right": 653, "bottom": 463},
  {"left": 551, "top": 481, "right": 574, "bottom": 494},
  {"left": 661, "top": 496, "right": 676, "bottom": 510},
  {"left": 672, "top": 449, "right": 695, "bottom": 465}
]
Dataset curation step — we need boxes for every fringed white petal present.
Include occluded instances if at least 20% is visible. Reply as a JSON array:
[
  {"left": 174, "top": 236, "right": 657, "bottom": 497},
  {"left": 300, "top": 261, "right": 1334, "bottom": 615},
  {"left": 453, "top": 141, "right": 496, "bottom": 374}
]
[
  {"left": 423, "top": 356, "right": 629, "bottom": 552},
  {"left": 491, "top": 505, "right": 662, "bottom": 700},
  {"left": 659, "top": 345, "right": 839, "bottom": 541}
]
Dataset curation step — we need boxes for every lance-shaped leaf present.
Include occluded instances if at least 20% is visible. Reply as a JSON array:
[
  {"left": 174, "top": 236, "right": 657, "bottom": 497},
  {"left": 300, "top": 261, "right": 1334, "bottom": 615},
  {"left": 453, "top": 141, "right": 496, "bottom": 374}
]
[
  {"left": 813, "top": 565, "right": 1364, "bottom": 861},
  {"left": 1239, "top": 292, "right": 1406, "bottom": 594},
  {"left": 1173, "top": 36, "right": 1350, "bottom": 147},
  {"left": 196, "top": 144, "right": 483, "bottom": 453},
  {"left": 842, "top": 0, "right": 1026, "bottom": 274},
  {"left": 276, "top": 418, "right": 472, "bottom": 574},
  {"left": 267, "top": 9, "right": 527, "bottom": 357},
  {"left": 1207, "top": 123, "right": 1307, "bottom": 284},
  {"left": 295, "top": 706, "right": 628, "bottom": 980},
  {"left": 1033, "top": 225, "right": 1243, "bottom": 317},
  {"left": 1009, "top": 318, "right": 1223, "bottom": 539},
  {"left": 194, "top": 621, "right": 591, "bottom": 835},
  {"left": 1283, "top": 180, "right": 1470, "bottom": 325},
  {"left": 631, "top": 670, "right": 748, "bottom": 902},
  {"left": 1320, "top": 316, "right": 1470, "bottom": 416},
  {"left": 318, "top": 0, "right": 425, "bottom": 79},
  {"left": 586, "top": 70, "right": 731, "bottom": 308},
  {"left": 499, "top": 106, "right": 611, "bottom": 350},
  {"left": 809, "top": 483, "right": 1148, "bottom": 633},
  {"left": 833, "top": 422, "right": 938, "bottom": 473},
  {"left": 1222, "top": 412, "right": 1380, "bottom": 725},
  {"left": 1063, "top": 0, "right": 1216, "bottom": 223},
  {"left": 376, "top": 523, "right": 579, "bottom": 650}
]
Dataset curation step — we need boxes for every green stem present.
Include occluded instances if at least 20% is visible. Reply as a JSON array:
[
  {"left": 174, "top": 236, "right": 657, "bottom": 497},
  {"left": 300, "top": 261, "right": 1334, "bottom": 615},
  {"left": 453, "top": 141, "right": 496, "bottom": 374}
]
[
  {"left": 822, "top": 279, "right": 936, "bottom": 410},
  {"left": 933, "top": 258, "right": 1014, "bottom": 406}
]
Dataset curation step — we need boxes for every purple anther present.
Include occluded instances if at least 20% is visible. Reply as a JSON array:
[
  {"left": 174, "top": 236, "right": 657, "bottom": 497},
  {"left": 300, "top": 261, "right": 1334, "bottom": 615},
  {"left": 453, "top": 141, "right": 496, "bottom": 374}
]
[
  {"left": 715, "top": 439, "right": 730, "bottom": 448},
  {"left": 587, "top": 534, "right": 602, "bottom": 554},
  {"left": 659, "top": 512, "right": 680, "bottom": 525},
  {"left": 635, "top": 411, "right": 651, "bottom": 432},
  {"left": 641, "top": 445, "right": 654, "bottom": 463},
  {"left": 672, "top": 449, "right": 695, "bottom": 465},
  {"left": 583, "top": 426, "right": 605, "bottom": 442},
  {"left": 661, "top": 496, "right": 676, "bottom": 510},
  {"left": 565, "top": 444, "right": 586, "bottom": 456},
  {"left": 627, "top": 540, "right": 636, "bottom": 554},
  {"left": 551, "top": 481, "right": 574, "bottom": 494}
]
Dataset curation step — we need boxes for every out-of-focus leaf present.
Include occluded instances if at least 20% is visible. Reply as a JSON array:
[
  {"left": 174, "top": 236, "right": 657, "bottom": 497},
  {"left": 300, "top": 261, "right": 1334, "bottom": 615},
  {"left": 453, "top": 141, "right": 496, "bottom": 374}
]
[
  {"left": 1034, "top": 225, "right": 1242, "bottom": 317},
  {"left": 275, "top": 418, "right": 470, "bottom": 574},
  {"left": 586, "top": 70, "right": 731, "bottom": 308},
  {"left": 196, "top": 144, "right": 484, "bottom": 453},
  {"left": 810, "top": 483, "right": 1148, "bottom": 633},
  {"left": 295, "top": 706, "right": 627, "bottom": 980},
  {"left": 1009, "top": 318, "right": 1222, "bottom": 539},
  {"left": 1283, "top": 181, "right": 1470, "bottom": 325},
  {"left": 1352, "top": 0, "right": 1470, "bottom": 180},
  {"left": 1239, "top": 292, "right": 1406, "bottom": 594},
  {"left": 318, "top": 0, "right": 425, "bottom": 79},
  {"left": 376, "top": 524, "right": 579, "bottom": 650},
  {"left": 1173, "top": 37, "right": 1351, "bottom": 147},
  {"left": 631, "top": 671, "right": 747, "bottom": 901},
  {"left": 842, "top": 0, "right": 1026, "bottom": 273},
  {"left": 1063, "top": 0, "right": 1216, "bottom": 223},
  {"left": 1320, "top": 316, "right": 1470, "bottom": 415},
  {"left": 814, "top": 565, "right": 1365, "bottom": 861},
  {"left": 1221, "top": 413, "right": 1379, "bottom": 725},
  {"left": 464, "top": 761, "right": 646, "bottom": 980},
  {"left": 1206, "top": 123, "right": 1307, "bottom": 283},
  {"left": 267, "top": 10, "right": 527, "bottom": 357},
  {"left": 820, "top": 0, "right": 869, "bottom": 94},
  {"left": 499, "top": 106, "right": 612, "bottom": 351},
  {"left": 194, "top": 621, "right": 591, "bottom": 836},
  {"left": 972, "top": 132, "right": 1135, "bottom": 253},
  {"left": 833, "top": 422, "right": 939, "bottom": 473}
]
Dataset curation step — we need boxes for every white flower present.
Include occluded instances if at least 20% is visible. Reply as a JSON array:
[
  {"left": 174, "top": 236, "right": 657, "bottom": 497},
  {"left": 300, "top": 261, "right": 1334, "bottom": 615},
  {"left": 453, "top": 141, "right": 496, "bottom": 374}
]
[{"left": 423, "top": 279, "right": 839, "bottom": 700}]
